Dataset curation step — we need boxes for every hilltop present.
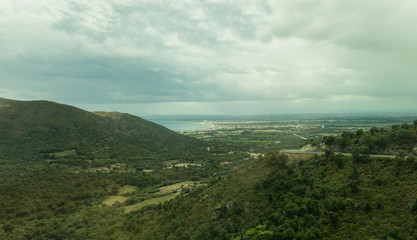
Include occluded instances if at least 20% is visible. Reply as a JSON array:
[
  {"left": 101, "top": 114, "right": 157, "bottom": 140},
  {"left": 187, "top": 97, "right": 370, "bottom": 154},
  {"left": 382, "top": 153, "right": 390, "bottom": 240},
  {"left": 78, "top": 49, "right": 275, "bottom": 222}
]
[
  {"left": 303, "top": 120, "right": 417, "bottom": 156},
  {"left": 0, "top": 98, "right": 204, "bottom": 164}
]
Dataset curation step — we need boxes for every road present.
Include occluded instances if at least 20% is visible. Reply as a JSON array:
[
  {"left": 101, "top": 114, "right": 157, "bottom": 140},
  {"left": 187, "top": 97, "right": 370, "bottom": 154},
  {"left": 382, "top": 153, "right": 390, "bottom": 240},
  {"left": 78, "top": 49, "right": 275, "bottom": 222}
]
[{"left": 281, "top": 149, "right": 396, "bottom": 159}]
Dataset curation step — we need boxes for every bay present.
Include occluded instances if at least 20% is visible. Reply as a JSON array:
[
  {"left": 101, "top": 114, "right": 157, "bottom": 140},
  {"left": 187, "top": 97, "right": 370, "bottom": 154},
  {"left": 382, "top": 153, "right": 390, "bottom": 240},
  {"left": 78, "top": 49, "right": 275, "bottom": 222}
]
[{"left": 153, "top": 120, "right": 214, "bottom": 132}]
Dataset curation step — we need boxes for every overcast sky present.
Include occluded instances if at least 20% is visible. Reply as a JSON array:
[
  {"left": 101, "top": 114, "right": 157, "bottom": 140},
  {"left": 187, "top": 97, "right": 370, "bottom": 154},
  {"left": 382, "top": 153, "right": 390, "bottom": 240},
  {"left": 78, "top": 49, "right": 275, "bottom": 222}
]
[{"left": 1, "top": 0, "right": 417, "bottom": 116}]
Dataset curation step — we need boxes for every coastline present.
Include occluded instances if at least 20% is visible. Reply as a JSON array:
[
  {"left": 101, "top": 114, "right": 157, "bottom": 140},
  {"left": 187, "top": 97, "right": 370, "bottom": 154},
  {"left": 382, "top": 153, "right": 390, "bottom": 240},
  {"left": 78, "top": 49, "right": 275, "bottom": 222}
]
[{"left": 154, "top": 120, "right": 215, "bottom": 132}]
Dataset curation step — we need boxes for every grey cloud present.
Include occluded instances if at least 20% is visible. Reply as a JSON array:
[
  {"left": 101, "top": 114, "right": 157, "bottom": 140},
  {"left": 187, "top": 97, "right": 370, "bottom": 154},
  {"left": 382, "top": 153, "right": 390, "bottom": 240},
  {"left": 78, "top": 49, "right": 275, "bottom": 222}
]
[
  {"left": 270, "top": 0, "right": 417, "bottom": 51},
  {"left": 0, "top": 0, "right": 416, "bottom": 115}
]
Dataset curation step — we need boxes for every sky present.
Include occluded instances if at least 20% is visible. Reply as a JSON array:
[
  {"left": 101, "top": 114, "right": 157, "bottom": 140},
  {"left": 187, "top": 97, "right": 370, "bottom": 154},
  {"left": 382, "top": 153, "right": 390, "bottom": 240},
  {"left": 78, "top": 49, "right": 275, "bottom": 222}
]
[{"left": 1, "top": 0, "right": 417, "bottom": 116}]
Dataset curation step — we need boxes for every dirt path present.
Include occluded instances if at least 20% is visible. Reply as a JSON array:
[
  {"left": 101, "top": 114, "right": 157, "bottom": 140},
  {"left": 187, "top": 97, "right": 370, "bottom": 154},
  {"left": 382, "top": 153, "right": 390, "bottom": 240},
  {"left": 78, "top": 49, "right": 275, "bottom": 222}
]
[{"left": 281, "top": 149, "right": 396, "bottom": 159}]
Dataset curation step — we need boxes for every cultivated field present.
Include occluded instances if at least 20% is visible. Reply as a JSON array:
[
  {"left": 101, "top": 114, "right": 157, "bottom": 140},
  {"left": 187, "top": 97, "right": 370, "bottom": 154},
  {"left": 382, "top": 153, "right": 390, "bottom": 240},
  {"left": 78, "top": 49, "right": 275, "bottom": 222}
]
[
  {"left": 103, "top": 196, "right": 129, "bottom": 206},
  {"left": 102, "top": 185, "right": 137, "bottom": 206},
  {"left": 125, "top": 193, "right": 180, "bottom": 213},
  {"left": 124, "top": 181, "right": 206, "bottom": 213}
]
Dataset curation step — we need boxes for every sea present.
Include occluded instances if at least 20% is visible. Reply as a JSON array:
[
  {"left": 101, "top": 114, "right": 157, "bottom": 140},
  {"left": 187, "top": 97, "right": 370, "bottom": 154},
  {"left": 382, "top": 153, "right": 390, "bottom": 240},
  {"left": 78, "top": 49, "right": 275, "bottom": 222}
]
[{"left": 153, "top": 121, "right": 214, "bottom": 132}]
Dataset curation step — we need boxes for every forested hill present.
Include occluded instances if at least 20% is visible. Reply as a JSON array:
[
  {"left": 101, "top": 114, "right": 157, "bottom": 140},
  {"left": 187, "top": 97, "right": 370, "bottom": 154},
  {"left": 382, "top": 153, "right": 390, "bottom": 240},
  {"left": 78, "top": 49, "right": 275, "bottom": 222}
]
[
  {"left": 303, "top": 120, "right": 417, "bottom": 155},
  {"left": 121, "top": 152, "right": 417, "bottom": 240},
  {"left": 0, "top": 97, "right": 203, "bottom": 163}
]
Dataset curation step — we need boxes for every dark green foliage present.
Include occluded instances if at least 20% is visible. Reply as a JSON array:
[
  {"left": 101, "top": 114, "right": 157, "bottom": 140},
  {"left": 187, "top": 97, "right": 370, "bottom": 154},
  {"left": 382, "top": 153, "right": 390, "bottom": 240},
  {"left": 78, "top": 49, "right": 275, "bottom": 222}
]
[
  {"left": 0, "top": 166, "right": 118, "bottom": 239},
  {"left": 265, "top": 151, "right": 288, "bottom": 168},
  {"left": 309, "top": 120, "right": 417, "bottom": 155},
  {"left": 411, "top": 198, "right": 417, "bottom": 214},
  {"left": 0, "top": 98, "right": 205, "bottom": 164},
  {"left": 325, "top": 150, "right": 344, "bottom": 168},
  {"left": 0, "top": 163, "right": 223, "bottom": 239},
  {"left": 1, "top": 150, "right": 416, "bottom": 239},
  {"left": 328, "top": 211, "right": 339, "bottom": 228},
  {"left": 376, "top": 195, "right": 383, "bottom": 210},
  {"left": 114, "top": 152, "right": 417, "bottom": 239},
  {"left": 364, "top": 202, "right": 372, "bottom": 213},
  {"left": 237, "top": 225, "right": 273, "bottom": 240},
  {"left": 2, "top": 100, "right": 417, "bottom": 240}
]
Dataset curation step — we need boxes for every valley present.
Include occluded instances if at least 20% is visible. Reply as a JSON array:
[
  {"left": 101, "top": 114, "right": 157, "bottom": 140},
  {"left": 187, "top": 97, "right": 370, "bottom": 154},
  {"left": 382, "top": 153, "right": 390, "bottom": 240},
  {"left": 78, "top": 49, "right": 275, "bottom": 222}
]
[
  {"left": 3, "top": 0, "right": 417, "bottom": 238},
  {"left": 1, "top": 98, "right": 417, "bottom": 239}
]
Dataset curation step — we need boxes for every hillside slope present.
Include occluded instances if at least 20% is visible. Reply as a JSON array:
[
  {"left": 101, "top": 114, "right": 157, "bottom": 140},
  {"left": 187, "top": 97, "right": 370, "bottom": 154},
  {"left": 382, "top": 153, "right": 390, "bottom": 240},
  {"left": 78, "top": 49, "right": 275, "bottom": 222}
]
[
  {"left": 120, "top": 152, "right": 417, "bottom": 240},
  {"left": 0, "top": 98, "right": 203, "bottom": 163},
  {"left": 302, "top": 121, "right": 417, "bottom": 156}
]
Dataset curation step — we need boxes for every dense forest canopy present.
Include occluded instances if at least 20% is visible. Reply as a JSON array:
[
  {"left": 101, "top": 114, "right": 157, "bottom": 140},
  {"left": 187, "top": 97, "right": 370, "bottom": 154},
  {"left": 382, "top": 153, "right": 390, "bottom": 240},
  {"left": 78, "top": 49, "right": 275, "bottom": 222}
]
[
  {"left": 0, "top": 98, "right": 205, "bottom": 164},
  {"left": 306, "top": 120, "right": 417, "bottom": 155}
]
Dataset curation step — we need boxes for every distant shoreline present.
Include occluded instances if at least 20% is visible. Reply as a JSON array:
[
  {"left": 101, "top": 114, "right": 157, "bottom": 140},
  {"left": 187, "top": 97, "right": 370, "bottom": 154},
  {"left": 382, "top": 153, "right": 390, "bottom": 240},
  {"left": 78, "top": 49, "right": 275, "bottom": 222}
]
[{"left": 154, "top": 120, "right": 215, "bottom": 132}]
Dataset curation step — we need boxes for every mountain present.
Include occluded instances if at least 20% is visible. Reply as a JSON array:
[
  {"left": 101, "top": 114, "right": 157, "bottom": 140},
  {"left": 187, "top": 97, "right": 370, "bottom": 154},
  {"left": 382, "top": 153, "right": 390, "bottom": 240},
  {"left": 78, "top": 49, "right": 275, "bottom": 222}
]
[{"left": 0, "top": 98, "right": 203, "bottom": 164}]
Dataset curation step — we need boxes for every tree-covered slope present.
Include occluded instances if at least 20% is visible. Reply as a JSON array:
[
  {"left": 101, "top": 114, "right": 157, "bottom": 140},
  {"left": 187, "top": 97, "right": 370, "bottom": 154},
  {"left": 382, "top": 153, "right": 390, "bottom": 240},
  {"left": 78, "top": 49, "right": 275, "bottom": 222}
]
[
  {"left": 2, "top": 113, "right": 417, "bottom": 239},
  {"left": 3, "top": 149, "right": 416, "bottom": 239},
  {"left": 121, "top": 152, "right": 417, "bottom": 240},
  {"left": 0, "top": 98, "right": 203, "bottom": 163},
  {"left": 304, "top": 121, "right": 417, "bottom": 155}
]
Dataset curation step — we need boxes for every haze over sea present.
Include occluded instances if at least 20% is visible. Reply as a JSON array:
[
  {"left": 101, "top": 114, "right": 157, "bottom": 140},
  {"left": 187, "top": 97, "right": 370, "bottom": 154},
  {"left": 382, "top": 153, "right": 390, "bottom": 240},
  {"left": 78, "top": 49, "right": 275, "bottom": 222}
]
[{"left": 153, "top": 121, "right": 214, "bottom": 132}]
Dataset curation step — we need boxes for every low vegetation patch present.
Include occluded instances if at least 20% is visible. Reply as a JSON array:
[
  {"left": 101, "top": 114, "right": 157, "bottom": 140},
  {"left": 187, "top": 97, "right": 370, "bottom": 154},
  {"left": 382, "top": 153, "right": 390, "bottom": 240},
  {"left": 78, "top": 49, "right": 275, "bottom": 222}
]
[
  {"left": 174, "top": 163, "right": 202, "bottom": 168},
  {"left": 102, "top": 185, "right": 137, "bottom": 206},
  {"left": 124, "top": 181, "right": 206, "bottom": 213},
  {"left": 102, "top": 196, "right": 129, "bottom": 206},
  {"left": 125, "top": 193, "right": 181, "bottom": 213}
]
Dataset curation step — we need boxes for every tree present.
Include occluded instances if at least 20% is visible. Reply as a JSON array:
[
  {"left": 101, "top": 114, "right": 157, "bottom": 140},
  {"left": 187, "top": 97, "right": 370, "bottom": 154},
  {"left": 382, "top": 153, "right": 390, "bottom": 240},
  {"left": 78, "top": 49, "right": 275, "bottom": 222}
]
[
  {"left": 235, "top": 225, "right": 273, "bottom": 240},
  {"left": 376, "top": 195, "right": 383, "bottom": 210},
  {"left": 265, "top": 152, "right": 288, "bottom": 169},
  {"left": 369, "top": 127, "right": 378, "bottom": 135},
  {"left": 352, "top": 146, "right": 369, "bottom": 163},
  {"left": 334, "top": 154, "right": 344, "bottom": 168},
  {"left": 324, "top": 150, "right": 335, "bottom": 162},
  {"left": 324, "top": 135, "right": 335, "bottom": 145},
  {"left": 391, "top": 125, "right": 400, "bottom": 131},
  {"left": 411, "top": 198, "right": 417, "bottom": 214},
  {"left": 328, "top": 211, "right": 339, "bottom": 228},
  {"left": 364, "top": 202, "right": 372, "bottom": 213},
  {"left": 397, "top": 150, "right": 407, "bottom": 161},
  {"left": 348, "top": 165, "right": 360, "bottom": 180}
]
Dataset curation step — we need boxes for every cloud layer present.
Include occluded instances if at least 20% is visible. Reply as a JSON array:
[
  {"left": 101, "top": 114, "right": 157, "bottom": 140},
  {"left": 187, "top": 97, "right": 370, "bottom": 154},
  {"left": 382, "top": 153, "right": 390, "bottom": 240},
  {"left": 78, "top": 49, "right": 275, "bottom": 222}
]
[{"left": 1, "top": 0, "right": 416, "bottom": 115}]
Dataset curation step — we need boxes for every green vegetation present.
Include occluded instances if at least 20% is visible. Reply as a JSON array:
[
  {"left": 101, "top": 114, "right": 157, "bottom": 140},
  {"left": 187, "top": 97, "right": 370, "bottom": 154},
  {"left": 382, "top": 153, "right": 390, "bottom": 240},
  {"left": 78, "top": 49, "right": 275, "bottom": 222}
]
[
  {"left": 1, "top": 98, "right": 417, "bottom": 239},
  {"left": 308, "top": 120, "right": 417, "bottom": 155},
  {"left": 120, "top": 152, "right": 417, "bottom": 240},
  {"left": 199, "top": 129, "right": 307, "bottom": 153},
  {"left": 0, "top": 98, "right": 205, "bottom": 165},
  {"left": 185, "top": 115, "right": 416, "bottom": 154},
  {"left": 0, "top": 163, "right": 229, "bottom": 239},
  {"left": 4, "top": 149, "right": 417, "bottom": 239}
]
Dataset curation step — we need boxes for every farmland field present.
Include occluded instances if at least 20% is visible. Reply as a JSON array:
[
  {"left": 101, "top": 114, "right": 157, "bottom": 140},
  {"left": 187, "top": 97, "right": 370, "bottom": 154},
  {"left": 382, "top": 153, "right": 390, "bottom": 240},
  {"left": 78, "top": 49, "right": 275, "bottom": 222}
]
[
  {"left": 178, "top": 114, "right": 417, "bottom": 153},
  {"left": 124, "top": 181, "right": 206, "bottom": 213}
]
